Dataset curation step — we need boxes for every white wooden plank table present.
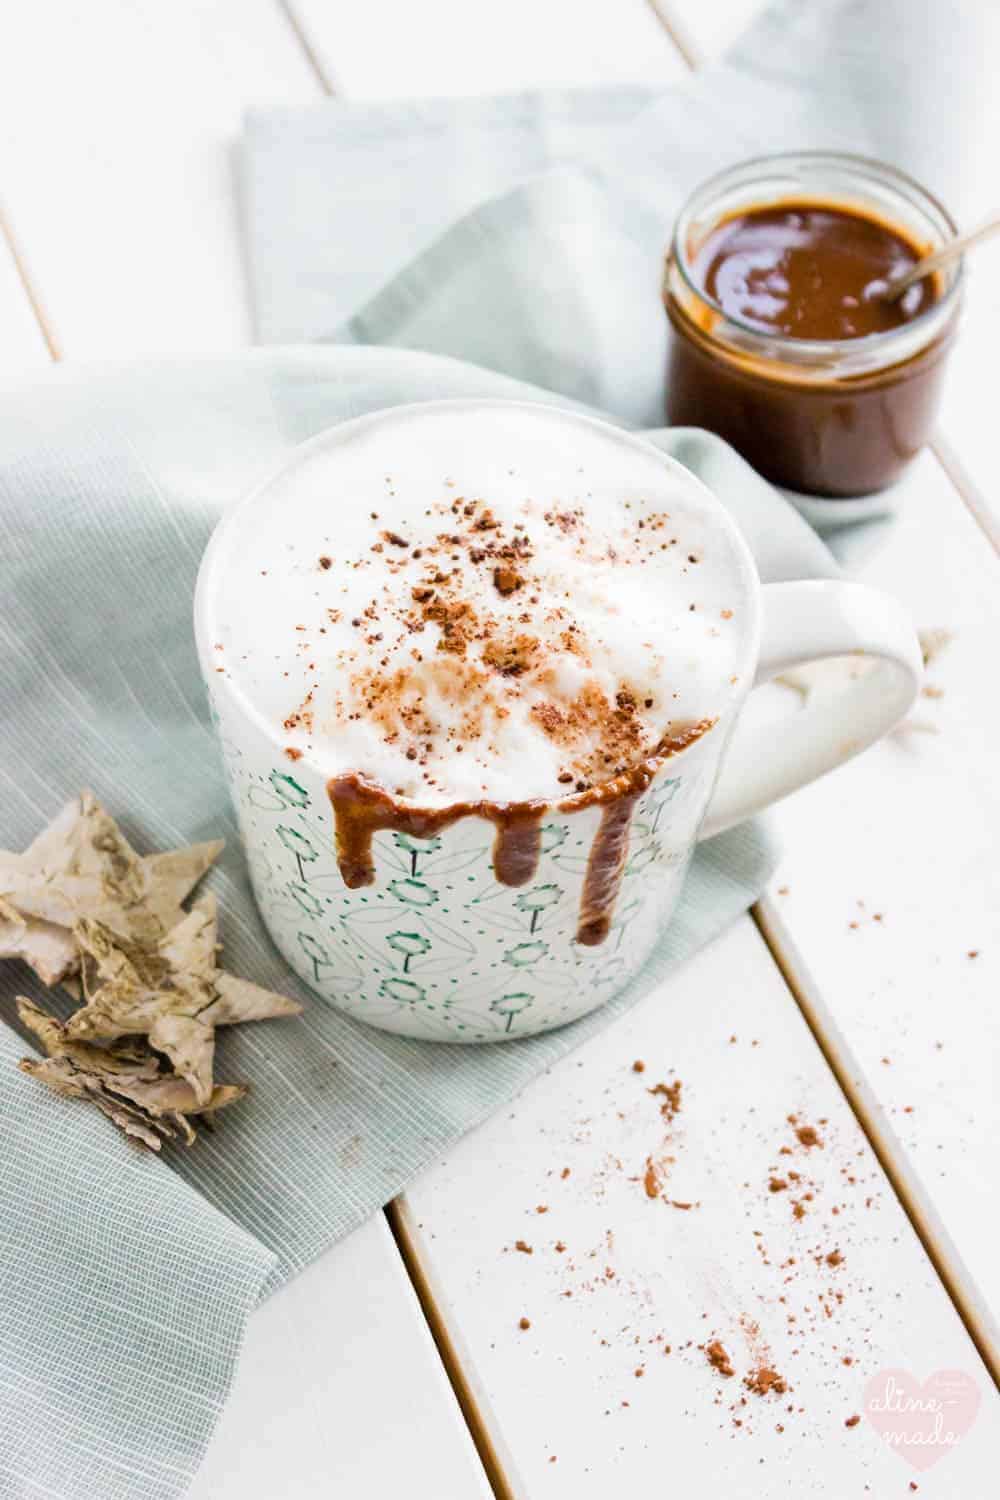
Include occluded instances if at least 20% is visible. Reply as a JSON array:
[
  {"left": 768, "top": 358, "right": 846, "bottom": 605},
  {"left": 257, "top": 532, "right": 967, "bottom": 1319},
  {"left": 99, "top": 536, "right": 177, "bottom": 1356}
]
[{"left": 2, "top": 2, "right": 997, "bottom": 1496}]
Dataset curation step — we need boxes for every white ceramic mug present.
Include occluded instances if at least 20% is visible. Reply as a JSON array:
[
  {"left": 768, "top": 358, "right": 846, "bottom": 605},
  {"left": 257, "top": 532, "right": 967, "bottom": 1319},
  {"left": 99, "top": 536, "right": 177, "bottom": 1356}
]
[{"left": 195, "top": 401, "right": 921, "bottom": 1043}]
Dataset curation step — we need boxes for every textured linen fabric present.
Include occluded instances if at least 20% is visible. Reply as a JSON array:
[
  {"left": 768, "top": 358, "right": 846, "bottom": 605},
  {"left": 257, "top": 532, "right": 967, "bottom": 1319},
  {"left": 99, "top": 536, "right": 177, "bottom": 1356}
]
[{"left": 0, "top": 1022, "right": 274, "bottom": 1500}]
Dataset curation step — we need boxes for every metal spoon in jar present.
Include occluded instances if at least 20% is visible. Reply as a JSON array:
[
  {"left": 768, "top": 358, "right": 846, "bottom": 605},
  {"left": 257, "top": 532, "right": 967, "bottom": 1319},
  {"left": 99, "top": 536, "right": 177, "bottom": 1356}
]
[{"left": 877, "top": 213, "right": 1000, "bottom": 302}]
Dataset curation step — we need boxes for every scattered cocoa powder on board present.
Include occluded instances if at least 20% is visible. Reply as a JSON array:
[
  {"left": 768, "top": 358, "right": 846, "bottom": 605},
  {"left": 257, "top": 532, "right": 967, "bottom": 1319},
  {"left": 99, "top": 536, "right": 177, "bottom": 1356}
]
[
  {"left": 845, "top": 1414, "right": 860, "bottom": 1428},
  {"left": 518, "top": 1316, "right": 531, "bottom": 1330},
  {"left": 705, "top": 1340, "right": 735, "bottom": 1378},
  {"left": 745, "top": 1367, "right": 788, "bottom": 1396},
  {"left": 643, "top": 1158, "right": 663, "bottom": 1199},
  {"left": 649, "top": 1079, "right": 682, "bottom": 1121},
  {"left": 514, "top": 1239, "right": 532, "bottom": 1254},
  {"left": 632, "top": 1060, "right": 645, "bottom": 1073}
]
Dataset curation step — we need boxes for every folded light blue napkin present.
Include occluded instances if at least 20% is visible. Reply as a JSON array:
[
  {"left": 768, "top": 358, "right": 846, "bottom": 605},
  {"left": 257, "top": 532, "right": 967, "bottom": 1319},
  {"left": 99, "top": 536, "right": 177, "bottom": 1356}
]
[{"left": 4, "top": 0, "right": 996, "bottom": 1495}]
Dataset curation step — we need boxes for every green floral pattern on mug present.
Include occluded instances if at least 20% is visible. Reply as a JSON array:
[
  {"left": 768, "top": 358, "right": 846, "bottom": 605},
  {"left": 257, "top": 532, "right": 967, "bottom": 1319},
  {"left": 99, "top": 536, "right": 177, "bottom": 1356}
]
[{"left": 222, "top": 752, "right": 704, "bottom": 1042}]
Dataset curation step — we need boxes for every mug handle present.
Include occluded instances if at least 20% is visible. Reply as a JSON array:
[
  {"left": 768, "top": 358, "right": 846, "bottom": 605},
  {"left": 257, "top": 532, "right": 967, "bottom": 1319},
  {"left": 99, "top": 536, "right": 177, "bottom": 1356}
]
[{"left": 699, "top": 579, "right": 923, "bottom": 841}]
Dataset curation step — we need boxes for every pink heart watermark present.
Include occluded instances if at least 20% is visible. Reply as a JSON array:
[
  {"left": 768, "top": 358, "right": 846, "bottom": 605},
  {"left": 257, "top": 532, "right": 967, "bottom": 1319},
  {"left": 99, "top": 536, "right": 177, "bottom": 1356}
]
[{"left": 864, "top": 1369, "right": 981, "bottom": 1472}]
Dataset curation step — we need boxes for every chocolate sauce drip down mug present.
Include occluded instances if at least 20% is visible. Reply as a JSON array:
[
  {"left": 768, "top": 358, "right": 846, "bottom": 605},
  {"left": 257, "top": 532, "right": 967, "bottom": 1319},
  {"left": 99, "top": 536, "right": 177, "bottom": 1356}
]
[{"left": 195, "top": 401, "right": 921, "bottom": 1042}]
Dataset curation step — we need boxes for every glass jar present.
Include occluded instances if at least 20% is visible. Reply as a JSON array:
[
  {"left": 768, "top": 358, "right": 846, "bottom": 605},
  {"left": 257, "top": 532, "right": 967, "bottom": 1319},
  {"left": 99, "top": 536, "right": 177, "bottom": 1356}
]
[{"left": 663, "top": 152, "right": 962, "bottom": 497}]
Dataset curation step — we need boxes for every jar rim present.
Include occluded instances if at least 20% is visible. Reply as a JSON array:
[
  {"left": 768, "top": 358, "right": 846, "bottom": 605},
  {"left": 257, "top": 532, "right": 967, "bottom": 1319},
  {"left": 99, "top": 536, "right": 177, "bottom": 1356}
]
[{"left": 668, "top": 150, "right": 962, "bottom": 360}]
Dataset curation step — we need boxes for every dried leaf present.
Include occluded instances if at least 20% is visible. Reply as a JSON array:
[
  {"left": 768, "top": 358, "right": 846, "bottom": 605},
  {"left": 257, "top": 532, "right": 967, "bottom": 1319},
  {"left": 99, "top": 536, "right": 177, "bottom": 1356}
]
[
  {"left": 206, "top": 971, "right": 305, "bottom": 1027},
  {"left": 17, "top": 998, "right": 246, "bottom": 1151},
  {"left": 65, "top": 893, "right": 301, "bottom": 1104},
  {"left": 0, "top": 792, "right": 222, "bottom": 983},
  {"left": 17, "top": 996, "right": 159, "bottom": 1077},
  {"left": 148, "top": 1013, "right": 215, "bottom": 1105},
  {"left": 19, "top": 1058, "right": 172, "bottom": 1150},
  {"left": 5, "top": 797, "right": 298, "bottom": 1147},
  {"left": 0, "top": 896, "right": 77, "bottom": 985}
]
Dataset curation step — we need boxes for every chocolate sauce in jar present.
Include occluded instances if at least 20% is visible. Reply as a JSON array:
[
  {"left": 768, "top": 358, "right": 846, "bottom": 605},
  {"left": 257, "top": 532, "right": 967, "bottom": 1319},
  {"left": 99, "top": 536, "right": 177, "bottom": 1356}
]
[
  {"left": 695, "top": 203, "right": 934, "bottom": 340},
  {"left": 327, "top": 719, "right": 714, "bottom": 946},
  {"left": 664, "top": 156, "right": 961, "bottom": 497}
]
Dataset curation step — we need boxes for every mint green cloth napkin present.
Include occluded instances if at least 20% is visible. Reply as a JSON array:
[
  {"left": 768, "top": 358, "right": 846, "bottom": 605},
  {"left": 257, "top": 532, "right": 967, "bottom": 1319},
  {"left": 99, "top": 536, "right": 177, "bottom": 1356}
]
[{"left": 0, "top": 1022, "right": 275, "bottom": 1500}]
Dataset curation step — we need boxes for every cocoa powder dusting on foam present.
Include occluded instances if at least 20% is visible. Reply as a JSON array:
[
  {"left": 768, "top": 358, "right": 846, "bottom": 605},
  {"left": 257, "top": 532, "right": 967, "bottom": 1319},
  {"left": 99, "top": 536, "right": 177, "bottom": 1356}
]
[{"left": 302, "top": 473, "right": 729, "bottom": 785}]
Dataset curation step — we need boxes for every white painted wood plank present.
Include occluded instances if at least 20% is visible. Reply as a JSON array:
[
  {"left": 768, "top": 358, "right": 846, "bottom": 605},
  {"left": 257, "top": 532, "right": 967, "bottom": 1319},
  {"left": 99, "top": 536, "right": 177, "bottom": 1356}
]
[
  {"left": 649, "top": 0, "right": 767, "bottom": 67},
  {"left": 759, "top": 450, "right": 1000, "bottom": 1337},
  {"left": 287, "top": 0, "right": 686, "bottom": 95},
  {"left": 0, "top": 226, "right": 51, "bottom": 369},
  {"left": 402, "top": 918, "right": 998, "bottom": 1495},
  {"left": 0, "top": 1, "right": 320, "bottom": 357},
  {"left": 936, "top": 235, "right": 1000, "bottom": 537},
  {"left": 189, "top": 1213, "right": 493, "bottom": 1500}
]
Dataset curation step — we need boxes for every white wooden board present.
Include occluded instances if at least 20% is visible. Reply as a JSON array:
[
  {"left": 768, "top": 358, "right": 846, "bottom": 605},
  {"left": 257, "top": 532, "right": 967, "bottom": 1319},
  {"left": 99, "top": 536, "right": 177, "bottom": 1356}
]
[
  {"left": 936, "top": 234, "right": 1000, "bottom": 543},
  {"left": 286, "top": 0, "right": 686, "bottom": 95},
  {"left": 0, "top": 225, "right": 51, "bottom": 369},
  {"left": 189, "top": 1213, "right": 492, "bottom": 1500},
  {"left": 650, "top": 0, "right": 767, "bottom": 66},
  {"left": 402, "top": 918, "right": 999, "bottom": 1496},
  {"left": 0, "top": 1, "right": 320, "bottom": 356},
  {"left": 760, "top": 450, "right": 1000, "bottom": 1339}
]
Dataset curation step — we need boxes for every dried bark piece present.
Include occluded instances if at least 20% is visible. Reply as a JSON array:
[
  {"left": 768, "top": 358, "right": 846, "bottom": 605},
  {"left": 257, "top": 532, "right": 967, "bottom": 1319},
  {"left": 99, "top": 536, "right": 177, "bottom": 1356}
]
[
  {"left": 0, "top": 895, "right": 77, "bottom": 985},
  {"left": 66, "top": 893, "right": 301, "bottom": 1104},
  {"left": 0, "top": 792, "right": 222, "bottom": 983},
  {"left": 148, "top": 1014, "right": 216, "bottom": 1107},
  {"left": 17, "top": 997, "right": 245, "bottom": 1151}
]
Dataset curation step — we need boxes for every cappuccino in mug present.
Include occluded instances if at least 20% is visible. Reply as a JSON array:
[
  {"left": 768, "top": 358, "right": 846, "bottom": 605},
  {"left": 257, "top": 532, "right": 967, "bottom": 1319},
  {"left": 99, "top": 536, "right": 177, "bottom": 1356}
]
[{"left": 197, "top": 400, "right": 920, "bottom": 1040}]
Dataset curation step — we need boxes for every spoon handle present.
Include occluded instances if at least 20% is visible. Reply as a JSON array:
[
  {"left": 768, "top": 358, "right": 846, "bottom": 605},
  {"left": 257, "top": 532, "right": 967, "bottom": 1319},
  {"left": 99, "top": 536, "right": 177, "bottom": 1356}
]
[{"left": 886, "top": 213, "right": 1000, "bottom": 300}]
